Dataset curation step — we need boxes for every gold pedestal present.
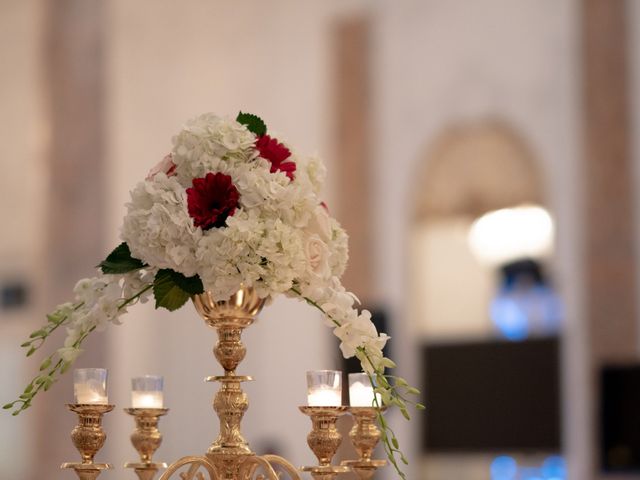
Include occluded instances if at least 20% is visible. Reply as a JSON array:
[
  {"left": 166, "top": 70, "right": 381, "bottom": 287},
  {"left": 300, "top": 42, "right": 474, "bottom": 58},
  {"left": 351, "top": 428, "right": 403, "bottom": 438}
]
[
  {"left": 60, "top": 463, "right": 112, "bottom": 480},
  {"left": 193, "top": 288, "right": 265, "bottom": 479},
  {"left": 61, "top": 404, "right": 114, "bottom": 480},
  {"left": 341, "top": 407, "right": 387, "bottom": 480},
  {"left": 124, "top": 407, "right": 169, "bottom": 480},
  {"left": 299, "top": 406, "right": 350, "bottom": 480},
  {"left": 159, "top": 288, "right": 303, "bottom": 479}
]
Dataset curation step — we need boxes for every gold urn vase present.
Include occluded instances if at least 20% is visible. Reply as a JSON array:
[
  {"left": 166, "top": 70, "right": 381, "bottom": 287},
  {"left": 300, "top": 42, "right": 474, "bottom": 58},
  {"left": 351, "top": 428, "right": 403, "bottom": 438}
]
[
  {"left": 192, "top": 287, "right": 267, "bottom": 479},
  {"left": 159, "top": 287, "right": 306, "bottom": 479}
]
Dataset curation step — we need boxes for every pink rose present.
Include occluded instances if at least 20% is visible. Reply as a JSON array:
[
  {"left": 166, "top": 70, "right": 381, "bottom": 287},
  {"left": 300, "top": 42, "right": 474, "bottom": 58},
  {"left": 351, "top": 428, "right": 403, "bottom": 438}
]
[
  {"left": 306, "top": 205, "right": 332, "bottom": 242},
  {"left": 305, "top": 234, "right": 331, "bottom": 279},
  {"left": 146, "top": 154, "right": 177, "bottom": 180}
]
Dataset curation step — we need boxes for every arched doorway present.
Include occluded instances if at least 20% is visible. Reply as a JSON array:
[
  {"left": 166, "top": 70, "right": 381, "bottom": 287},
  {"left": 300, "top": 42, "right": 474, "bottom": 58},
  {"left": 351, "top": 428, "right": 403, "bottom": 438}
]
[{"left": 411, "top": 121, "right": 563, "bottom": 479}]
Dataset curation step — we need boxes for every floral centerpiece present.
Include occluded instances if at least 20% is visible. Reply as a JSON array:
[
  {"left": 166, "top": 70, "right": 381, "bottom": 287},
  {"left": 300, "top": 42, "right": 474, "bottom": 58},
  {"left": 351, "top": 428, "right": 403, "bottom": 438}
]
[{"left": 5, "top": 112, "right": 422, "bottom": 478}]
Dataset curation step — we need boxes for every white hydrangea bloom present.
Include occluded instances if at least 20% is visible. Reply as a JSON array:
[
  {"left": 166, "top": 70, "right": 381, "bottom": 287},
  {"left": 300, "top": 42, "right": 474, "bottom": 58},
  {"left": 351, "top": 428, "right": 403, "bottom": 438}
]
[
  {"left": 122, "top": 174, "right": 202, "bottom": 276},
  {"left": 171, "top": 114, "right": 256, "bottom": 186}
]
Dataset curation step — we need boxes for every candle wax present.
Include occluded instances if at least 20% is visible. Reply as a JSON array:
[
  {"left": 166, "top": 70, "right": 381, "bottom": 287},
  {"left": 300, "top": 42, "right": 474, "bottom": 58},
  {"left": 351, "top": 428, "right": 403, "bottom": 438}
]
[
  {"left": 75, "top": 382, "right": 108, "bottom": 404},
  {"left": 349, "top": 381, "right": 381, "bottom": 407},
  {"left": 132, "top": 391, "right": 163, "bottom": 408},
  {"left": 308, "top": 386, "right": 342, "bottom": 406}
]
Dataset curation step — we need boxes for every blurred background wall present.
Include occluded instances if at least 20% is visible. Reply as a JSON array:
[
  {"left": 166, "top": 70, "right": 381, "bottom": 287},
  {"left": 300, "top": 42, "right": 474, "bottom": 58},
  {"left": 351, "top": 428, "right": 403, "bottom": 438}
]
[{"left": 2, "top": 1, "right": 640, "bottom": 480}]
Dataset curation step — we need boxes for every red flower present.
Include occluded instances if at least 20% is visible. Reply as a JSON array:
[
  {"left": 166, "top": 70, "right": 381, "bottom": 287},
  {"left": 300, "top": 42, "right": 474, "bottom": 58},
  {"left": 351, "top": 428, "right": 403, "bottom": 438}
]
[
  {"left": 186, "top": 173, "right": 240, "bottom": 230},
  {"left": 256, "top": 135, "right": 296, "bottom": 180}
]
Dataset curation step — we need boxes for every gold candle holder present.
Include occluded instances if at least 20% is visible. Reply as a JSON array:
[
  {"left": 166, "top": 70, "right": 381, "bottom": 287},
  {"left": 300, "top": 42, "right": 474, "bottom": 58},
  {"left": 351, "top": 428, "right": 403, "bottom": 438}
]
[
  {"left": 124, "top": 408, "right": 169, "bottom": 480},
  {"left": 299, "top": 406, "right": 350, "bottom": 480},
  {"left": 60, "top": 403, "right": 114, "bottom": 480},
  {"left": 341, "top": 407, "right": 387, "bottom": 480}
]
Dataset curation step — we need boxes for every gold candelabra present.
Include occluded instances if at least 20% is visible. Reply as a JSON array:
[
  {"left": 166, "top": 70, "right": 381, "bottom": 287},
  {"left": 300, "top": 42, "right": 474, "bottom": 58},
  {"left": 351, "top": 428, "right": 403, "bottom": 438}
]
[
  {"left": 61, "top": 403, "right": 114, "bottom": 480},
  {"left": 124, "top": 407, "right": 169, "bottom": 480},
  {"left": 159, "top": 288, "right": 302, "bottom": 480},
  {"left": 60, "top": 287, "right": 389, "bottom": 480},
  {"left": 299, "top": 406, "right": 350, "bottom": 480},
  {"left": 341, "top": 408, "right": 387, "bottom": 480}
]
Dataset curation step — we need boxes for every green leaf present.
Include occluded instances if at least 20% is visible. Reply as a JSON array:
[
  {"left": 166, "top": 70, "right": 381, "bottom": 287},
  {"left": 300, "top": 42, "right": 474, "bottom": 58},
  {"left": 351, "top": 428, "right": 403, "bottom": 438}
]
[
  {"left": 416, "top": 403, "right": 426, "bottom": 410},
  {"left": 29, "top": 329, "right": 45, "bottom": 339},
  {"left": 236, "top": 112, "right": 267, "bottom": 137},
  {"left": 153, "top": 269, "right": 196, "bottom": 312},
  {"left": 99, "top": 243, "right": 146, "bottom": 274},
  {"left": 39, "top": 358, "right": 51, "bottom": 371},
  {"left": 381, "top": 358, "right": 397, "bottom": 369},
  {"left": 47, "top": 312, "right": 65, "bottom": 324},
  {"left": 3, "top": 403, "right": 14, "bottom": 409},
  {"left": 164, "top": 269, "right": 204, "bottom": 295},
  {"left": 395, "top": 377, "right": 409, "bottom": 387}
]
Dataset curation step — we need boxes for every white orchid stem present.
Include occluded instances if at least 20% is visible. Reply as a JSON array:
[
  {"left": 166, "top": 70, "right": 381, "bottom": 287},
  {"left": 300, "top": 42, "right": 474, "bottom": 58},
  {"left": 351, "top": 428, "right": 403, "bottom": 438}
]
[
  {"left": 5, "top": 281, "right": 154, "bottom": 415},
  {"left": 289, "top": 286, "right": 408, "bottom": 479}
]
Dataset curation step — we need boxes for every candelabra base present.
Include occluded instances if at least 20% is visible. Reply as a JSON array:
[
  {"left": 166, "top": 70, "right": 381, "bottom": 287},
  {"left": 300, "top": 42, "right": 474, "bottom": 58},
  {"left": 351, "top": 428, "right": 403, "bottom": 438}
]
[
  {"left": 342, "top": 460, "right": 387, "bottom": 480},
  {"left": 124, "top": 462, "right": 168, "bottom": 480},
  {"left": 300, "top": 465, "right": 350, "bottom": 480},
  {"left": 60, "top": 462, "right": 112, "bottom": 480}
]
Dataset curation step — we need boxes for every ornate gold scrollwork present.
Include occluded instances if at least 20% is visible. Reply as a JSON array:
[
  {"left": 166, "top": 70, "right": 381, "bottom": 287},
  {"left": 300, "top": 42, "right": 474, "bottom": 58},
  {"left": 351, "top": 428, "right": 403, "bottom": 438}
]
[
  {"left": 158, "top": 456, "right": 220, "bottom": 480},
  {"left": 239, "top": 454, "right": 302, "bottom": 480},
  {"left": 159, "top": 454, "right": 301, "bottom": 480}
]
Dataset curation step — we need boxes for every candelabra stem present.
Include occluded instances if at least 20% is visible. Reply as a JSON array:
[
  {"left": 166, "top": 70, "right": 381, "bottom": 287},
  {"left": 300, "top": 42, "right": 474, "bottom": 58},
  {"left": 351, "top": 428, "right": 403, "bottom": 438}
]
[
  {"left": 299, "top": 406, "right": 350, "bottom": 480},
  {"left": 154, "top": 288, "right": 309, "bottom": 480},
  {"left": 61, "top": 404, "right": 114, "bottom": 480},
  {"left": 124, "top": 408, "right": 169, "bottom": 480},
  {"left": 341, "top": 407, "right": 387, "bottom": 480},
  {"left": 192, "top": 288, "right": 266, "bottom": 479}
]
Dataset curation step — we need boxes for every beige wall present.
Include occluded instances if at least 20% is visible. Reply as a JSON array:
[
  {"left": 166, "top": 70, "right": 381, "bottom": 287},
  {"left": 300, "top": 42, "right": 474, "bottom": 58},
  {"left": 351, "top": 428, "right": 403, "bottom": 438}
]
[
  {"left": 0, "top": 0, "right": 45, "bottom": 477},
  {"left": 373, "top": 1, "right": 582, "bottom": 478}
]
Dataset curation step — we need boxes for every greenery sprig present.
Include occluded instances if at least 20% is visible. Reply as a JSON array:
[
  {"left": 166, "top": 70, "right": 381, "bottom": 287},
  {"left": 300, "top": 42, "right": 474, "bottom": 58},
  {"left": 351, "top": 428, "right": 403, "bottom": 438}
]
[
  {"left": 291, "top": 287, "right": 424, "bottom": 480},
  {"left": 2, "top": 283, "right": 155, "bottom": 416},
  {"left": 4, "top": 242, "right": 208, "bottom": 415}
]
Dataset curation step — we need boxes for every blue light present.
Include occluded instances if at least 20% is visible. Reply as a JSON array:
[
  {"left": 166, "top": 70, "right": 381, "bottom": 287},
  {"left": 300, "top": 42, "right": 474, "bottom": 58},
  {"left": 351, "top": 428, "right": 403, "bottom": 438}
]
[
  {"left": 490, "top": 456, "right": 518, "bottom": 479},
  {"left": 490, "top": 296, "right": 529, "bottom": 340},
  {"left": 542, "top": 456, "right": 566, "bottom": 478}
]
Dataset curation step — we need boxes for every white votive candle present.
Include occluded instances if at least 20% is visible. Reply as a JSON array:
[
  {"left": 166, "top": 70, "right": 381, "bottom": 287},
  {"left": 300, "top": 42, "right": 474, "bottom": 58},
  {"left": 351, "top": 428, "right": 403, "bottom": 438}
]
[
  {"left": 74, "top": 368, "right": 108, "bottom": 404},
  {"left": 308, "top": 386, "right": 342, "bottom": 407},
  {"left": 306, "top": 370, "right": 342, "bottom": 406},
  {"left": 131, "top": 375, "right": 164, "bottom": 408},
  {"left": 132, "top": 391, "right": 163, "bottom": 408},
  {"left": 348, "top": 373, "right": 381, "bottom": 407}
]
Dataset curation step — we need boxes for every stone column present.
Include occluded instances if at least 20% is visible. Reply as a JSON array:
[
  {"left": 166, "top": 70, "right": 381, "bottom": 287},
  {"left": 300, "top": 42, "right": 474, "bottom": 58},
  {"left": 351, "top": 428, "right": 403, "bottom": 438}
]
[
  {"left": 332, "top": 17, "right": 374, "bottom": 477},
  {"left": 34, "top": 1, "right": 107, "bottom": 478},
  {"left": 333, "top": 16, "right": 374, "bottom": 301},
  {"left": 582, "top": 0, "right": 637, "bottom": 477}
]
